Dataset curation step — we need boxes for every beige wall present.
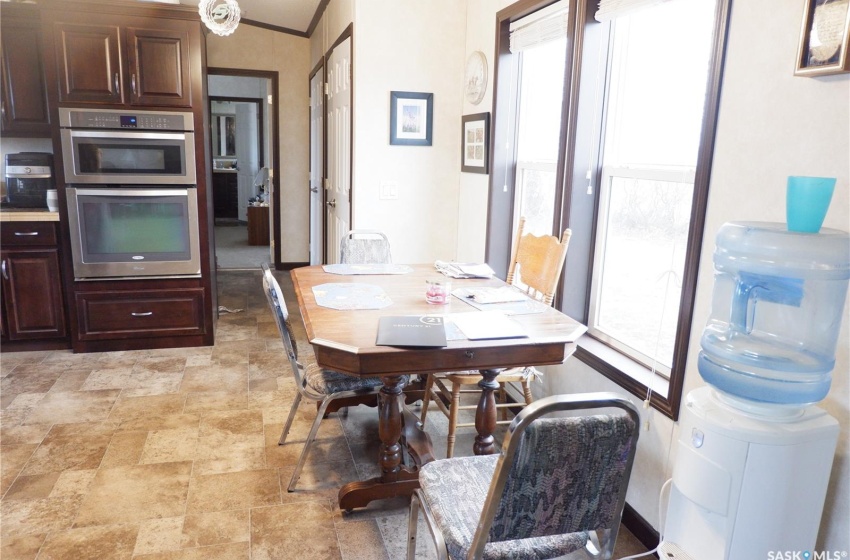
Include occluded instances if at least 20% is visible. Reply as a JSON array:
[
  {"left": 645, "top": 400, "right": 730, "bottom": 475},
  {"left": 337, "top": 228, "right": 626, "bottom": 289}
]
[
  {"left": 310, "top": 0, "right": 467, "bottom": 262},
  {"left": 350, "top": 0, "right": 466, "bottom": 262},
  {"left": 206, "top": 25, "right": 311, "bottom": 264},
  {"left": 310, "top": 0, "right": 353, "bottom": 66},
  {"left": 525, "top": 0, "right": 850, "bottom": 550},
  {"left": 456, "top": 0, "right": 514, "bottom": 263}
]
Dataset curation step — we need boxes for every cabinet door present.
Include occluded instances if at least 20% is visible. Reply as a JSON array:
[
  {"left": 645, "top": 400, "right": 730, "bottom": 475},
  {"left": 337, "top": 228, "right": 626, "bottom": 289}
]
[
  {"left": 54, "top": 21, "right": 124, "bottom": 105},
  {"left": 0, "top": 9, "right": 51, "bottom": 136},
  {"left": 1, "top": 249, "right": 67, "bottom": 340},
  {"left": 126, "top": 26, "right": 192, "bottom": 107}
]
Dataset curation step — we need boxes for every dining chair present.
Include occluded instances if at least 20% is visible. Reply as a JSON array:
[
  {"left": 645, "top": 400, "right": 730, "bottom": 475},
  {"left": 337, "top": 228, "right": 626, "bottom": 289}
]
[
  {"left": 261, "top": 263, "right": 408, "bottom": 491},
  {"left": 420, "top": 217, "right": 572, "bottom": 457},
  {"left": 407, "top": 392, "right": 640, "bottom": 560},
  {"left": 340, "top": 229, "right": 392, "bottom": 264}
]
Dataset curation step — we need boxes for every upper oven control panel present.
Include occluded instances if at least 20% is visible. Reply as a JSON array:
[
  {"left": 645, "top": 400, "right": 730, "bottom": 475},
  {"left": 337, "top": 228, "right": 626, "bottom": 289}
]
[{"left": 58, "top": 108, "right": 194, "bottom": 132}]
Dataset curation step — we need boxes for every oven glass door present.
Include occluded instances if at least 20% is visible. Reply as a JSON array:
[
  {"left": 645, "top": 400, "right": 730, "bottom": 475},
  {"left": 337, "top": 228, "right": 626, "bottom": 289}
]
[
  {"left": 67, "top": 187, "right": 201, "bottom": 279},
  {"left": 61, "top": 130, "right": 196, "bottom": 184}
]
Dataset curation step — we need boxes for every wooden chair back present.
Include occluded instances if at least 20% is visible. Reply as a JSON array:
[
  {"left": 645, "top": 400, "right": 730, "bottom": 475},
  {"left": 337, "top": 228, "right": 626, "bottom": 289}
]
[{"left": 505, "top": 216, "right": 572, "bottom": 305}]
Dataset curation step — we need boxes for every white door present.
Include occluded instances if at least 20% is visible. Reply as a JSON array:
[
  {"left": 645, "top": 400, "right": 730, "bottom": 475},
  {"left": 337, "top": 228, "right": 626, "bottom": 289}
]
[
  {"left": 325, "top": 37, "right": 352, "bottom": 264},
  {"left": 309, "top": 68, "right": 324, "bottom": 265}
]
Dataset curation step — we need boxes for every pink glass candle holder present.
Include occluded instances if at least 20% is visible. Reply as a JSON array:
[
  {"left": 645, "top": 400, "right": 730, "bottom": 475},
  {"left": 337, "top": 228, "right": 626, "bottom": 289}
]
[{"left": 425, "top": 280, "right": 452, "bottom": 305}]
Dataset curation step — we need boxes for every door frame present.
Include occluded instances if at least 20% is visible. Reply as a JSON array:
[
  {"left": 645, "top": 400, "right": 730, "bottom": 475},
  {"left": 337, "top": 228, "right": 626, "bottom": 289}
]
[
  {"left": 207, "top": 67, "right": 280, "bottom": 268},
  {"left": 308, "top": 59, "right": 326, "bottom": 264},
  {"left": 323, "top": 24, "right": 354, "bottom": 262}
]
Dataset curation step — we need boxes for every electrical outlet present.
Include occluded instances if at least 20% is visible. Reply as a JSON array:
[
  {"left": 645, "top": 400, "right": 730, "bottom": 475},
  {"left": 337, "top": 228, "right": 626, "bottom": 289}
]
[
  {"left": 658, "top": 542, "right": 697, "bottom": 560},
  {"left": 379, "top": 181, "right": 398, "bottom": 200}
]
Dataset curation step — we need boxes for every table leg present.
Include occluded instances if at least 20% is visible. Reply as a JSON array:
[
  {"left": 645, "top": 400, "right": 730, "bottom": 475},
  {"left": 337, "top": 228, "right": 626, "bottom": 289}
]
[
  {"left": 474, "top": 368, "right": 502, "bottom": 455},
  {"left": 338, "top": 375, "right": 431, "bottom": 511}
]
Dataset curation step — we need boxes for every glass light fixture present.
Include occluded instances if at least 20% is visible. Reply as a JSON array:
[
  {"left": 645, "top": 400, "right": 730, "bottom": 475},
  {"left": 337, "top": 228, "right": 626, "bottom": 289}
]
[{"left": 199, "top": 0, "right": 241, "bottom": 36}]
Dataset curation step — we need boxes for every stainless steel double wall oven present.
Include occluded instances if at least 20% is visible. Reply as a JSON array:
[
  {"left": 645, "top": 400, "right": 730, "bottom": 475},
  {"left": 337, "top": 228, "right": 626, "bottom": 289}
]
[{"left": 60, "top": 108, "right": 201, "bottom": 280}]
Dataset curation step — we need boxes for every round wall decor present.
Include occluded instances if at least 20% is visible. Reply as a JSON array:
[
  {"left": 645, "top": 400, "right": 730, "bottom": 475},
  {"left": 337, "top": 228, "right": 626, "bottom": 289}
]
[{"left": 465, "top": 51, "right": 488, "bottom": 105}]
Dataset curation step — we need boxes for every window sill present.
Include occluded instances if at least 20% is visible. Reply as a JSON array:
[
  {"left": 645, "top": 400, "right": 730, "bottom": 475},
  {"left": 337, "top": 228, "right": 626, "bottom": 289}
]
[{"left": 575, "top": 334, "right": 675, "bottom": 419}]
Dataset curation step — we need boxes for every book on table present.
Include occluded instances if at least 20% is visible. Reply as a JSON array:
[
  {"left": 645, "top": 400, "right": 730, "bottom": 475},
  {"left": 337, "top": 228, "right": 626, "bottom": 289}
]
[{"left": 376, "top": 316, "right": 448, "bottom": 347}]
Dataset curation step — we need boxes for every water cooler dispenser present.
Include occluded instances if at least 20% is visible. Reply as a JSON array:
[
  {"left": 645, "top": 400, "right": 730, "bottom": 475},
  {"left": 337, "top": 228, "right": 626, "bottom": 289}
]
[{"left": 663, "top": 222, "right": 849, "bottom": 559}]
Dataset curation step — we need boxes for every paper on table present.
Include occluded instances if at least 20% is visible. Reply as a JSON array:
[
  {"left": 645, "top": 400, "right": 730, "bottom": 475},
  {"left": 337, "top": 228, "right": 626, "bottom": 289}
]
[
  {"left": 464, "top": 286, "right": 528, "bottom": 304},
  {"left": 434, "top": 260, "right": 495, "bottom": 279},
  {"left": 450, "top": 311, "right": 527, "bottom": 340}
]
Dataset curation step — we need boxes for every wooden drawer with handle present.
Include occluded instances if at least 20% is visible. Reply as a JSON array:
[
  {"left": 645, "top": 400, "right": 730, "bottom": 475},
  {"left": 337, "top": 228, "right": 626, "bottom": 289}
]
[
  {"left": 1, "top": 222, "right": 58, "bottom": 247},
  {"left": 75, "top": 288, "right": 205, "bottom": 340}
]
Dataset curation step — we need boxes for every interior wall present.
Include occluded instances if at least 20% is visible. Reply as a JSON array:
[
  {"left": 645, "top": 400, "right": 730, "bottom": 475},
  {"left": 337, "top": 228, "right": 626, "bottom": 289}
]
[
  {"left": 309, "top": 0, "right": 466, "bottom": 262},
  {"left": 350, "top": 0, "right": 466, "bottom": 262},
  {"left": 456, "top": 0, "right": 514, "bottom": 263},
  {"left": 541, "top": 0, "right": 850, "bottom": 550},
  {"left": 310, "top": 0, "right": 354, "bottom": 67},
  {"left": 206, "top": 25, "right": 311, "bottom": 264}
]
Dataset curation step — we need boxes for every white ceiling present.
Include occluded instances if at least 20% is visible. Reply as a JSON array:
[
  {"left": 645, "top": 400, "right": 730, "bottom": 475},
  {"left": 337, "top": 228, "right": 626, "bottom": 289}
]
[{"left": 176, "top": 0, "right": 323, "bottom": 34}]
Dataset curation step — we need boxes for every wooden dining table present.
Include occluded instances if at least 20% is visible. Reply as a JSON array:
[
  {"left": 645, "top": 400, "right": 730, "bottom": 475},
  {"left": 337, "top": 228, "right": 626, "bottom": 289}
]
[{"left": 290, "top": 264, "right": 586, "bottom": 511}]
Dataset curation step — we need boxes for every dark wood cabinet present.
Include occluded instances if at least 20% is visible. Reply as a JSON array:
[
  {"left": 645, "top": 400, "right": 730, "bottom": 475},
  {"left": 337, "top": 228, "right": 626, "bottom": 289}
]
[
  {"left": 0, "top": 222, "right": 67, "bottom": 341},
  {"left": 247, "top": 206, "right": 270, "bottom": 246},
  {"left": 51, "top": 15, "right": 193, "bottom": 107},
  {"left": 213, "top": 172, "right": 239, "bottom": 219},
  {"left": 75, "top": 288, "right": 206, "bottom": 341},
  {"left": 0, "top": 4, "right": 51, "bottom": 137}
]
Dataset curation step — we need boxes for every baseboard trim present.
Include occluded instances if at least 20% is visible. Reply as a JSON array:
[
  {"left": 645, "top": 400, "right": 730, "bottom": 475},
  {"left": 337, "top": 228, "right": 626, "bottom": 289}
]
[{"left": 622, "top": 502, "right": 660, "bottom": 555}]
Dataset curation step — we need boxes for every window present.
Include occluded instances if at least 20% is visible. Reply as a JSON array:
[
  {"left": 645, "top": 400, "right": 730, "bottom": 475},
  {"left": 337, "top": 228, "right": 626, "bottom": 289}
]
[
  {"left": 588, "top": 0, "right": 717, "bottom": 377},
  {"left": 488, "top": 0, "right": 730, "bottom": 419},
  {"left": 513, "top": 34, "right": 567, "bottom": 238},
  {"left": 510, "top": 3, "right": 569, "bottom": 238}
]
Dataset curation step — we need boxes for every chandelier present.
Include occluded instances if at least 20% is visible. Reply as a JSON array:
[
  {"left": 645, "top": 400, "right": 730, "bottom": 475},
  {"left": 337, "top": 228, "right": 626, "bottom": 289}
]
[{"left": 199, "top": 0, "right": 241, "bottom": 37}]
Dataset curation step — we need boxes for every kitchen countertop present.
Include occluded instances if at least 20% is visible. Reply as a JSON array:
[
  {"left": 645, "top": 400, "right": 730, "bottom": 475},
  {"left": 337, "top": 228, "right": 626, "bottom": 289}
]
[
  {"left": 0, "top": 208, "right": 60, "bottom": 222},
  {"left": 213, "top": 169, "right": 238, "bottom": 173}
]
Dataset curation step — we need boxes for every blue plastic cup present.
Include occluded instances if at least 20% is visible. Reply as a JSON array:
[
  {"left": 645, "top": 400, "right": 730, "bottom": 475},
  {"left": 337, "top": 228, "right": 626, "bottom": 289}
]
[{"left": 786, "top": 176, "right": 836, "bottom": 233}]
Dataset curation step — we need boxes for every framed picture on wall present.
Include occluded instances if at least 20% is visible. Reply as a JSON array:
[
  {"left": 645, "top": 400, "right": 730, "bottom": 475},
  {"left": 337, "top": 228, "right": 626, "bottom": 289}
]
[
  {"left": 461, "top": 112, "right": 490, "bottom": 174},
  {"left": 389, "top": 91, "right": 433, "bottom": 146},
  {"left": 795, "top": 0, "right": 850, "bottom": 76}
]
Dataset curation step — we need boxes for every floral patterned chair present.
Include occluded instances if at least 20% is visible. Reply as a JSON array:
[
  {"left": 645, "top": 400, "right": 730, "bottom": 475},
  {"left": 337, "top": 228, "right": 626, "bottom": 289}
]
[{"left": 407, "top": 392, "right": 640, "bottom": 560}]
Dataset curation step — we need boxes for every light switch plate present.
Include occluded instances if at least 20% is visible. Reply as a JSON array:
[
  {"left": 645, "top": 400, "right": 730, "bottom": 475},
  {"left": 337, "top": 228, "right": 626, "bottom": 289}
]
[{"left": 379, "top": 181, "right": 399, "bottom": 200}]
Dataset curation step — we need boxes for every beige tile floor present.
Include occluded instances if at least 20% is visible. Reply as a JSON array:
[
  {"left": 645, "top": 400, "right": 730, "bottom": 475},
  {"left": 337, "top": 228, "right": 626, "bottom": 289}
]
[{"left": 0, "top": 270, "right": 649, "bottom": 559}]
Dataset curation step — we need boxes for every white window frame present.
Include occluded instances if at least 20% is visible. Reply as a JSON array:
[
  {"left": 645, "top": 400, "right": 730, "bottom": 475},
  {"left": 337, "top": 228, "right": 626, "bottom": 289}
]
[{"left": 587, "top": 165, "right": 696, "bottom": 378}]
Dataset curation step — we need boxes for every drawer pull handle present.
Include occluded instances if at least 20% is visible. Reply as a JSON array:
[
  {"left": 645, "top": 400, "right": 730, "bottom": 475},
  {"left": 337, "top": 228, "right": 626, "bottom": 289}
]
[
  {"left": 14, "top": 232, "right": 39, "bottom": 236},
  {"left": 131, "top": 311, "right": 153, "bottom": 317},
  {"left": 1, "top": 260, "right": 7, "bottom": 280}
]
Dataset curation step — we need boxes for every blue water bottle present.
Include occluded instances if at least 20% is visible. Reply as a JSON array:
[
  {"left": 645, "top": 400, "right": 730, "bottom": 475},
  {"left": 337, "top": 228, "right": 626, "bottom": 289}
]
[{"left": 698, "top": 222, "right": 850, "bottom": 408}]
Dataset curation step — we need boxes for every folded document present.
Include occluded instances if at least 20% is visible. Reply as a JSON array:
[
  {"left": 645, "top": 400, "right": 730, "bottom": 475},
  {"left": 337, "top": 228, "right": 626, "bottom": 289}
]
[{"left": 434, "top": 260, "right": 495, "bottom": 279}]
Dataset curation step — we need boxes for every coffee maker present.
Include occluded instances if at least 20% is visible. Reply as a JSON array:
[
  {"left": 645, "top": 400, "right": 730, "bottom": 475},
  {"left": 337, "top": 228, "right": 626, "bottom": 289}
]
[{"left": 4, "top": 152, "right": 54, "bottom": 208}]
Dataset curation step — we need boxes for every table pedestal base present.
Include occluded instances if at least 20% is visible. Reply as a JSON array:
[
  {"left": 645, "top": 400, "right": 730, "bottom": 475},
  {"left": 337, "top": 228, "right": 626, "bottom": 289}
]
[{"left": 339, "top": 376, "right": 435, "bottom": 511}]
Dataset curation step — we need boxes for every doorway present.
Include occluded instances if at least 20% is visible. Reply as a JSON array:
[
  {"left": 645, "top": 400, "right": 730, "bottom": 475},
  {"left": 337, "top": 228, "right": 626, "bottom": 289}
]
[{"left": 207, "top": 69, "right": 279, "bottom": 269}]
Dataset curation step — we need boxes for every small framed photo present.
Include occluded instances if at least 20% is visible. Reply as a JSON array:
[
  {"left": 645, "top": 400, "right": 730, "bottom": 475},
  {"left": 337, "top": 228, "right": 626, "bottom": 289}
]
[
  {"left": 389, "top": 91, "right": 433, "bottom": 146},
  {"left": 795, "top": 0, "right": 850, "bottom": 76},
  {"left": 461, "top": 112, "right": 490, "bottom": 174}
]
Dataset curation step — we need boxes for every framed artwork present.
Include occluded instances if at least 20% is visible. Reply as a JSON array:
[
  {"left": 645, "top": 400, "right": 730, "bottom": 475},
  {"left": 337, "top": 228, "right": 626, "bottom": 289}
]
[
  {"left": 389, "top": 91, "right": 433, "bottom": 146},
  {"left": 461, "top": 112, "right": 490, "bottom": 174},
  {"left": 795, "top": 0, "right": 850, "bottom": 76}
]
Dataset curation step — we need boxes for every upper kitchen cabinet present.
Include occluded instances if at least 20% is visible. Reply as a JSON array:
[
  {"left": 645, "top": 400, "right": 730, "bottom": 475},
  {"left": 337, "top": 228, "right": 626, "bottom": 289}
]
[
  {"left": 0, "top": 3, "right": 51, "bottom": 137},
  {"left": 41, "top": 1, "right": 201, "bottom": 109}
]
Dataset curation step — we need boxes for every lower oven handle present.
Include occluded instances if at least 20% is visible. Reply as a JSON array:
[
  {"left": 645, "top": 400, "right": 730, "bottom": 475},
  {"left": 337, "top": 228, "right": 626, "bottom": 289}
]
[{"left": 131, "top": 311, "right": 153, "bottom": 317}]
